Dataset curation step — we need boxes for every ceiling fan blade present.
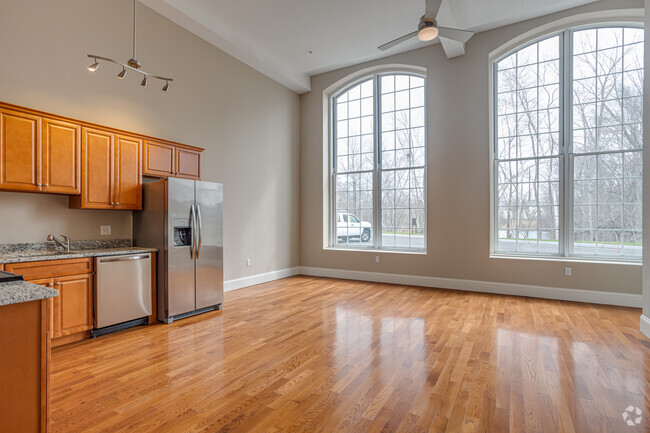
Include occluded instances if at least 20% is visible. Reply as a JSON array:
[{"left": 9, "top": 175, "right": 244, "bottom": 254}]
[
  {"left": 425, "top": 0, "right": 443, "bottom": 19},
  {"left": 378, "top": 31, "right": 419, "bottom": 51},
  {"left": 438, "top": 26, "right": 474, "bottom": 44}
]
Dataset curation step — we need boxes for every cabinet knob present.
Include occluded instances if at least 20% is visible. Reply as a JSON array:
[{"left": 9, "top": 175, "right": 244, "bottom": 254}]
[
  {"left": 116, "top": 202, "right": 120, "bottom": 206},
  {"left": 55, "top": 282, "right": 61, "bottom": 286},
  {"left": 48, "top": 283, "right": 54, "bottom": 287},
  {"left": 36, "top": 183, "right": 42, "bottom": 187},
  {"left": 44, "top": 184, "right": 49, "bottom": 187},
  {"left": 111, "top": 202, "right": 114, "bottom": 205}
]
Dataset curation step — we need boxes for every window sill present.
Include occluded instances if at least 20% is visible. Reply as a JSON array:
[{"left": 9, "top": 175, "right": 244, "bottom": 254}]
[
  {"left": 324, "top": 247, "right": 427, "bottom": 255},
  {"left": 490, "top": 253, "right": 642, "bottom": 266}
]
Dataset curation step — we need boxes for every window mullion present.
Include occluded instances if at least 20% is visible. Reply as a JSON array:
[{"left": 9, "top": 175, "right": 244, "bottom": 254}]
[{"left": 562, "top": 29, "right": 572, "bottom": 257}]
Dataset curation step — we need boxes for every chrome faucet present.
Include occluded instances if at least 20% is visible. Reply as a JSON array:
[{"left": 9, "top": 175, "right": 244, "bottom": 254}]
[{"left": 47, "top": 234, "right": 71, "bottom": 252}]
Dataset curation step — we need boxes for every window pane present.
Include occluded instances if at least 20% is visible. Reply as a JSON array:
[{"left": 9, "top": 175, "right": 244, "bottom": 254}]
[
  {"left": 335, "top": 172, "right": 373, "bottom": 247},
  {"left": 379, "top": 75, "right": 426, "bottom": 249},
  {"left": 571, "top": 27, "right": 643, "bottom": 258},
  {"left": 494, "top": 35, "right": 561, "bottom": 255}
]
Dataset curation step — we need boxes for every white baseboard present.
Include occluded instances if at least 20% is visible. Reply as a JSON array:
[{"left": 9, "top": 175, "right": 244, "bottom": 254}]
[
  {"left": 641, "top": 315, "right": 650, "bottom": 338},
  {"left": 224, "top": 267, "right": 301, "bottom": 292},
  {"left": 299, "top": 266, "right": 643, "bottom": 308},
  {"left": 222, "top": 265, "right": 642, "bottom": 309}
]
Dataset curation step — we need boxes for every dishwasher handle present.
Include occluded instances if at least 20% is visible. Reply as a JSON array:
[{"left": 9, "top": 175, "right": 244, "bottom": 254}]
[{"left": 98, "top": 254, "right": 150, "bottom": 263}]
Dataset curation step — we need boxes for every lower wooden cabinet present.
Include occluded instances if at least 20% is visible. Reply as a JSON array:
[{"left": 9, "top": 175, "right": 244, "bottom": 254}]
[
  {"left": 0, "top": 298, "right": 51, "bottom": 433},
  {"left": 6, "top": 258, "right": 94, "bottom": 345}
]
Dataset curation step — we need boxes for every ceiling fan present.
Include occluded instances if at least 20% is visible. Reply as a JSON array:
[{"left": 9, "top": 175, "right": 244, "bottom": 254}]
[{"left": 378, "top": 0, "right": 474, "bottom": 51}]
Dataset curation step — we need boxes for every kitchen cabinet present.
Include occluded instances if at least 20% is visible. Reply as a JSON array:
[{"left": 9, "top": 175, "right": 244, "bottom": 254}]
[
  {"left": 176, "top": 147, "right": 201, "bottom": 180},
  {"left": 143, "top": 140, "right": 202, "bottom": 180},
  {"left": 0, "top": 108, "right": 42, "bottom": 192},
  {"left": 0, "top": 108, "right": 82, "bottom": 195},
  {"left": 0, "top": 299, "right": 51, "bottom": 433},
  {"left": 144, "top": 140, "right": 176, "bottom": 177},
  {"left": 69, "top": 127, "right": 142, "bottom": 210},
  {"left": 42, "top": 118, "right": 81, "bottom": 194},
  {"left": 6, "top": 258, "right": 94, "bottom": 345}
]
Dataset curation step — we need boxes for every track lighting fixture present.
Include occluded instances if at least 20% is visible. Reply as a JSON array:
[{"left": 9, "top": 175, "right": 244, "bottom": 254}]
[
  {"left": 86, "top": 0, "right": 173, "bottom": 92},
  {"left": 87, "top": 59, "right": 100, "bottom": 72}
]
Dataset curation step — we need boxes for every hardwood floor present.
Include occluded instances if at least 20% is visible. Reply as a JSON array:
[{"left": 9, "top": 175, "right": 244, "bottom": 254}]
[{"left": 51, "top": 276, "right": 649, "bottom": 432}]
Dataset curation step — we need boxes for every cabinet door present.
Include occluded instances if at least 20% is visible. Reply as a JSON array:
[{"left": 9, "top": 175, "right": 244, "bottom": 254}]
[
  {"left": 77, "top": 128, "right": 113, "bottom": 209},
  {"left": 144, "top": 140, "right": 175, "bottom": 177},
  {"left": 53, "top": 274, "right": 93, "bottom": 337},
  {"left": 176, "top": 147, "right": 201, "bottom": 180},
  {"left": 0, "top": 108, "right": 41, "bottom": 192},
  {"left": 114, "top": 134, "right": 142, "bottom": 210},
  {"left": 42, "top": 118, "right": 81, "bottom": 195}
]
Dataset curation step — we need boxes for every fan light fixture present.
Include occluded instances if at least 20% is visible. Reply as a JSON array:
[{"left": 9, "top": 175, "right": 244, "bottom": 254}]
[
  {"left": 418, "top": 22, "right": 439, "bottom": 41},
  {"left": 86, "top": 0, "right": 173, "bottom": 92}
]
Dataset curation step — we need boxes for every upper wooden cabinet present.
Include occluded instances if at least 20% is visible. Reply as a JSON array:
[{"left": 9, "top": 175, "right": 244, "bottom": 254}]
[
  {"left": 42, "top": 118, "right": 81, "bottom": 194},
  {"left": 143, "top": 140, "right": 201, "bottom": 180},
  {"left": 144, "top": 140, "right": 175, "bottom": 177},
  {"left": 0, "top": 101, "right": 203, "bottom": 205},
  {"left": 70, "top": 128, "right": 142, "bottom": 210},
  {"left": 114, "top": 134, "right": 142, "bottom": 210},
  {"left": 0, "top": 109, "right": 82, "bottom": 195},
  {"left": 0, "top": 108, "right": 42, "bottom": 192},
  {"left": 176, "top": 147, "right": 201, "bottom": 180}
]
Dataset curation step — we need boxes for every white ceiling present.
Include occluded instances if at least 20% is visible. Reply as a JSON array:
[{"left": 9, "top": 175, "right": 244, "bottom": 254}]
[{"left": 139, "top": 0, "right": 599, "bottom": 93}]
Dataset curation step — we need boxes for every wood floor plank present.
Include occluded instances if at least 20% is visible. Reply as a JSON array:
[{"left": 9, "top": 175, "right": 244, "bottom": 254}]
[{"left": 50, "top": 276, "right": 650, "bottom": 432}]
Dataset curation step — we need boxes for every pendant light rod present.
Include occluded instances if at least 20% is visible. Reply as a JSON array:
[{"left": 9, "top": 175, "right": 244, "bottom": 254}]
[{"left": 132, "top": 0, "right": 137, "bottom": 61}]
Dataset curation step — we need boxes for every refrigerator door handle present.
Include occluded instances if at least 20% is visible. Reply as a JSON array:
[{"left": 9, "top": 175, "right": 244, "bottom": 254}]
[
  {"left": 190, "top": 204, "right": 196, "bottom": 260},
  {"left": 196, "top": 204, "right": 203, "bottom": 259}
]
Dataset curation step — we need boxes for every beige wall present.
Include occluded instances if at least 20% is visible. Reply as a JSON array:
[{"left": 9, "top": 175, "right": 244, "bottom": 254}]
[
  {"left": 300, "top": 0, "right": 643, "bottom": 295},
  {"left": 0, "top": 0, "right": 300, "bottom": 280}
]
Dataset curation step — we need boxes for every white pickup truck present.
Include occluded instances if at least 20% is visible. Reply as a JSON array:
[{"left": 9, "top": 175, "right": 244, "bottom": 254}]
[{"left": 336, "top": 212, "right": 372, "bottom": 242}]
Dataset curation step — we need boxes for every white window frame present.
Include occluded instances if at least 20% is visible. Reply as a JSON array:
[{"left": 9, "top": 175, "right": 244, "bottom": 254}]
[
  {"left": 489, "top": 16, "right": 644, "bottom": 262},
  {"left": 328, "top": 71, "right": 428, "bottom": 253}
]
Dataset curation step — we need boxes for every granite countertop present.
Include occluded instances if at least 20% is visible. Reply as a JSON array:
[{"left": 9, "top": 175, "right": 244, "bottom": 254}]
[
  {"left": 0, "top": 247, "right": 158, "bottom": 264},
  {"left": 0, "top": 240, "right": 158, "bottom": 264},
  {"left": 0, "top": 281, "right": 58, "bottom": 307}
]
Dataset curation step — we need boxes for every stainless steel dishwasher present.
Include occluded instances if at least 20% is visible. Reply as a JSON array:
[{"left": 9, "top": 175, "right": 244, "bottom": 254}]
[{"left": 93, "top": 253, "right": 152, "bottom": 337}]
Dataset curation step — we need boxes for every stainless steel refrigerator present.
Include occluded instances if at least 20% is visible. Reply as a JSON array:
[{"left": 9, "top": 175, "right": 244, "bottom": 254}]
[{"left": 133, "top": 178, "right": 223, "bottom": 323}]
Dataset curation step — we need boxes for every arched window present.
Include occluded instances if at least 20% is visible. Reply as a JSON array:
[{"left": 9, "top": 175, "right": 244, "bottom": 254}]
[
  {"left": 331, "top": 72, "right": 426, "bottom": 251},
  {"left": 493, "top": 25, "right": 643, "bottom": 259}
]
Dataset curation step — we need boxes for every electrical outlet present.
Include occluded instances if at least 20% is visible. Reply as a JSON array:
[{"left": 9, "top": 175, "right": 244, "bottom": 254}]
[
  {"left": 100, "top": 225, "right": 111, "bottom": 235},
  {"left": 246, "top": 258, "right": 251, "bottom": 267},
  {"left": 375, "top": 256, "right": 380, "bottom": 263},
  {"left": 565, "top": 267, "right": 572, "bottom": 276}
]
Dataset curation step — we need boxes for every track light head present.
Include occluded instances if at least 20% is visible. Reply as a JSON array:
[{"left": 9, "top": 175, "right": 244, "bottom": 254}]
[
  {"left": 117, "top": 68, "right": 127, "bottom": 79},
  {"left": 162, "top": 81, "right": 169, "bottom": 92},
  {"left": 87, "top": 59, "right": 100, "bottom": 72},
  {"left": 140, "top": 76, "right": 148, "bottom": 87}
]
